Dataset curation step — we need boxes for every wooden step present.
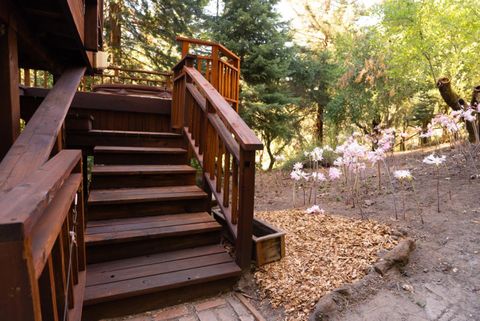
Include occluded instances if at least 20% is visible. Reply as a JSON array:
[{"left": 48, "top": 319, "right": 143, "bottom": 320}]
[
  {"left": 87, "top": 186, "right": 209, "bottom": 220},
  {"left": 82, "top": 245, "right": 241, "bottom": 320},
  {"left": 67, "top": 129, "right": 184, "bottom": 149},
  {"left": 94, "top": 146, "right": 188, "bottom": 165},
  {"left": 85, "top": 212, "right": 222, "bottom": 263},
  {"left": 91, "top": 164, "right": 197, "bottom": 188}
]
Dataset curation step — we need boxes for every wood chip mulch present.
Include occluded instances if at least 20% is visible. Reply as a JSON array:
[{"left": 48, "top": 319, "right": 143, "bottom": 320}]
[{"left": 253, "top": 210, "right": 397, "bottom": 321}]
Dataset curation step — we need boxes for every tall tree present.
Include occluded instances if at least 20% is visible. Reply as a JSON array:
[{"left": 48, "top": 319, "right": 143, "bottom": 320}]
[
  {"left": 103, "top": 0, "right": 208, "bottom": 70},
  {"left": 290, "top": 49, "right": 333, "bottom": 143},
  {"left": 210, "top": 0, "right": 299, "bottom": 170}
]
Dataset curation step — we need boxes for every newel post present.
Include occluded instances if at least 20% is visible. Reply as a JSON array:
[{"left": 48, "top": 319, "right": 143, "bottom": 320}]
[
  {"left": 235, "top": 149, "right": 256, "bottom": 269},
  {"left": 171, "top": 56, "right": 195, "bottom": 131}
]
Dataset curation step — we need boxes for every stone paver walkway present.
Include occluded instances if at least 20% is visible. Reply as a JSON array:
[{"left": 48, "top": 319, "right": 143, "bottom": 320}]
[{"left": 103, "top": 292, "right": 265, "bottom": 321}]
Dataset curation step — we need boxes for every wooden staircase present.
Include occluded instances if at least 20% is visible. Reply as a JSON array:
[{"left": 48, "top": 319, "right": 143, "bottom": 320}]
[{"left": 81, "top": 130, "right": 241, "bottom": 320}]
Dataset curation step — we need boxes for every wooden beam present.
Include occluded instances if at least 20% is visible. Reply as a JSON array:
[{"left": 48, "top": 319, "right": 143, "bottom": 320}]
[
  {"left": 0, "top": 67, "right": 85, "bottom": 192},
  {"left": 0, "top": 22, "right": 21, "bottom": 159},
  {"left": 0, "top": 0, "right": 62, "bottom": 74}
]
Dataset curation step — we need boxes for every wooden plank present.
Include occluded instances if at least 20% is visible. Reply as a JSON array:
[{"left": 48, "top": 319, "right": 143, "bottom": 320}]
[
  {"left": 38, "top": 257, "right": 60, "bottom": 321},
  {"left": 30, "top": 174, "right": 82, "bottom": 278},
  {"left": 92, "top": 164, "right": 195, "bottom": 175},
  {"left": 87, "top": 252, "right": 233, "bottom": 286},
  {"left": 88, "top": 245, "right": 225, "bottom": 273},
  {"left": 94, "top": 146, "right": 186, "bottom": 154},
  {"left": 84, "top": 261, "right": 240, "bottom": 305},
  {"left": 87, "top": 212, "right": 215, "bottom": 233},
  {"left": 68, "top": 270, "right": 86, "bottom": 321},
  {"left": 22, "top": 87, "right": 172, "bottom": 115},
  {"left": 0, "top": 67, "right": 85, "bottom": 191},
  {"left": 88, "top": 185, "right": 207, "bottom": 205},
  {"left": 0, "top": 241, "right": 40, "bottom": 320},
  {"left": 0, "top": 150, "right": 81, "bottom": 241},
  {"left": 0, "top": 22, "right": 20, "bottom": 159},
  {"left": 86, "top": 221, "right": 220, "bottom": 245}
]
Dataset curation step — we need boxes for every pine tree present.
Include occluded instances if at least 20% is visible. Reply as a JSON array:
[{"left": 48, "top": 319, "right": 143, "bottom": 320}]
[{"left": 210, "top": 0, "right": 299, "bottom": 170}]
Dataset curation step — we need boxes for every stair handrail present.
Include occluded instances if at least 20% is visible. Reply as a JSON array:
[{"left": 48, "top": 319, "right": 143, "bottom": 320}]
[
  {"left": 0, "top": 150, "right": 86, "bottom": 321},
  {"left": 0, "top": 67, "right": 86, "bottom": 191},
  {"left": 172, "top": 55, "right": 262, "bottom": 269},
  {"left": 176, "top": 36, "right": 240, "bottom": 110}
]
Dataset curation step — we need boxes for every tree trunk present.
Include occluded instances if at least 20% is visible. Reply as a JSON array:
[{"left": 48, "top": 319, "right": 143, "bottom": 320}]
[
  {"left": 266, "top": 139, "right": 275, "bottom": 171},
  {"left": 316, "top": 103, "right": 324, "bottom": 144},
  {"left": 436, "top": 77, "right": 476, "bottom": 142},
  {"left": 109, "top": 0, "right": 122, "bottom": 67}
]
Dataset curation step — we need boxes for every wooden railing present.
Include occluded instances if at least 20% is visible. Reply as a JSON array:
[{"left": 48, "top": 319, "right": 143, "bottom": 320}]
[
  {"left": 177, "top": 36, "right": 240, "bottom": 110},
  {"left": 0, "top": 67, "right": 87, "bottom": 321},
  {"left": 19, "top": 67, "right": 173, "bottom": 92},
  {"left": 172, "top": 55, "right": 262, "bottom": 269}
]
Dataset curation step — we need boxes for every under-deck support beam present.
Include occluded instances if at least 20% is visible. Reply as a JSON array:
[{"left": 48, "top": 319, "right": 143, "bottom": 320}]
[{"left": 0, "top": 22, "right": 20, "bottom": 160}]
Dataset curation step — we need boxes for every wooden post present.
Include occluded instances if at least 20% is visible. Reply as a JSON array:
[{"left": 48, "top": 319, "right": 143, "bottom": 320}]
[
  {"left": 211, "top": 45, "right": 219, "bottom": 90},
  {"left": 181, "top": 41, "right": 189, "bottom": 57},
  {"left": 235, "top": 150, "right": 256, "bottom": 269},
  {"left": 0, "top": 23, "right": 21, "bottom": 159}
]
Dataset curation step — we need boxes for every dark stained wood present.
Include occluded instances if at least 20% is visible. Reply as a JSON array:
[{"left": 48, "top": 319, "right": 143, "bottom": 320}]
[
  {"left": 86, "top": 231, "right": 220, "bottom": 264},
  {"left": 0, "top": 22, "right": 20, "bottom": 159},
  {"left": 236, "top": 150, "right": 256, "bottom": 269},
  {"left": 0, "top": 0, "right": 61, "bottom": 73},
  {"left": 82, "top": 277, "right": 237, "bottom": 321},
  {"left": 0, "top": 241, "right": 40, "bottom": 320},
  {"left": 88, "top": 185, "right": 207, "bottom": 205},
  {"left": 68, "top": 131, "right": 182, "bottom": 150},
  {"left": 86, "top": 216, "right": 220, "bottom": 245},
  {"left": 38, "top": 257, "right": 60, "bottom": 321},
  {"left": 0, "top": 150, "right": 81, "bottom": 240},
  {"left": 30, "top": 174, "right": 82, "bottom": 278},
  {"left": 22, "top": 87, "right": 172, "bottom": 115},
  {"left": 84, "top": 250, "right": 240, "bottom": 305},
  {"left": 0, "top": 67, "right": 85, "bottom": 191},
  {"left": 84, "top": 0, "right": 101, "bottom": 51},
  {"left": 92, "top": 164, "right": 195, "bottom": 175},
  {"left": 95, "top": 145, "right": 185, "bottom": 153},
  {"left": 91, "top": 164, "right": 197, "bottom": 188},
  {"left": 183, "top": 66, "right": 262, "bottom": 151}
]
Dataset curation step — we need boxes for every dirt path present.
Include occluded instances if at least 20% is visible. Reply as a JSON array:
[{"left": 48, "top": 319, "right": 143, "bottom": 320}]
[{"left": 253, "top": 146, "right": 480, "bottom": 320}]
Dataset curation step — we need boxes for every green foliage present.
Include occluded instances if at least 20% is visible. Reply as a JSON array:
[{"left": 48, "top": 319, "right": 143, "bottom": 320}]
[
  {"left": 104, "top": 0, "right": 208, "bottom": 69},
  {"left": 209, "top": 0, "right": 299, "bottom": 170},
  {"left": 209, "top": 0, "right": 293, "bottom": 85}
]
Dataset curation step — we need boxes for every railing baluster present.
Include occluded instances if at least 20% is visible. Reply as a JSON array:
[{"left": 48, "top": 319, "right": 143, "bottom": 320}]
[
  {"left": 216, "top": 140, "right": 223, "bottom": 193},
  {"left": 39, "top": 256, "right": 60, "bottom": 321},
  {"left": 51, "top": 234, "right": 67, "bottom": 319},
  {"left": 223, "top": 151, "right": 231, "bottom": 207},
  {"left": 231, "top": 159, "right": 239, "bottom": 224}
]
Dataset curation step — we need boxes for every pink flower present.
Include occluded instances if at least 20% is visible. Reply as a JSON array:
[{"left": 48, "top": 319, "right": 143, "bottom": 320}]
[
  {"left": 328, "top": 167, "right": 342, "bottom": 180},
  {"left": 312, "top": 172, "right": 326, "bottom": 181},
  {"left": 423, "top": 154, "right": 446, "bottom": 166},
  {"left": 306, "top": 205, "right": 325, "bottom": 214},
  {"left": 290, "top": 170, "right": 302, "bottom": 181},
  {"left": 293, "top": 162, "right": 303, "bottom": 171},
  {"left": 394, "top": 169, "right": 413, "bottom": 180}
]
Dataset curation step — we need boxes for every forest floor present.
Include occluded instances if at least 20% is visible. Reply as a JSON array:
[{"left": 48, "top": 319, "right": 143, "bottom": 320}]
[{"left": 246, "top": 145, "right": 480, "bottom": 321}]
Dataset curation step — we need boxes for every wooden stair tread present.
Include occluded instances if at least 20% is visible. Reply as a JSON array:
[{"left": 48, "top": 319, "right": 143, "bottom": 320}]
[
  {"left": 88, "top": 129, "right": 182, "bottom": 138},
  {"left": 86, "top": 212, "right": 221, "bottom": 245},
  {"left": 84, "top": 245, "right": 241, "bottom": 305},
  {"left": 92, "top": 164, "right": 196, "bottom": 175},
  {"left": 88, "top": 185, "right": 207, "bottom": 205},
  {"left": 94, "top": 146, "right": 187, "bottom": 154}
]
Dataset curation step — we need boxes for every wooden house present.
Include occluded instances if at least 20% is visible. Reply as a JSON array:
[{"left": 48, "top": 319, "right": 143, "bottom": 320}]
[{"left": 0, "top": 1, "right": 262, "bottom": 320}]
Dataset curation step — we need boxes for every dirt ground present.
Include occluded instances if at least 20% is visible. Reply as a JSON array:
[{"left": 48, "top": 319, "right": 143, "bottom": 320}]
[{"left": 247, "top": 145, "right": 480, "bottom": 321}]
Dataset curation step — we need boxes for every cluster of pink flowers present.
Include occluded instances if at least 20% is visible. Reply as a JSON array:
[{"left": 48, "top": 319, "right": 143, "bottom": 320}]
[{"left": 335, "top": 137, "right": 368, "bottom": 172}]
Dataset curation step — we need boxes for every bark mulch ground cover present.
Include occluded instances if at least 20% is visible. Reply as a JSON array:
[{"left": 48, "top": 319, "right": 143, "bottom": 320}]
[{"left": 253, "top": 209, "right": 398, "bottom": 321}]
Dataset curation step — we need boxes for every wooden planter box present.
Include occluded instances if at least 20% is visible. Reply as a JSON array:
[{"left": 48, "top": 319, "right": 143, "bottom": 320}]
[{"left": 213, "top": 210, "right": 286, "bottom": 266}]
